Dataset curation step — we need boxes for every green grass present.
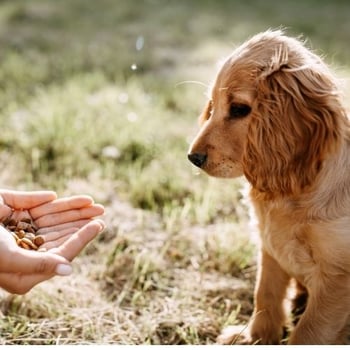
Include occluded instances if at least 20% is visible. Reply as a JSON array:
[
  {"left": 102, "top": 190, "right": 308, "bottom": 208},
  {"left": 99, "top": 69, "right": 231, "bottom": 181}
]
[{"left": 0, "top": 0, "right": 350, "bottom": 345}]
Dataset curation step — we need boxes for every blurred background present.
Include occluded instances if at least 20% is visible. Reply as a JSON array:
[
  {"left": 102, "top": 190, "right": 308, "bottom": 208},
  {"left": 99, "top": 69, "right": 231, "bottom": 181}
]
[{"left": 0, "top": 0, "right": 349, "bottom": 345}]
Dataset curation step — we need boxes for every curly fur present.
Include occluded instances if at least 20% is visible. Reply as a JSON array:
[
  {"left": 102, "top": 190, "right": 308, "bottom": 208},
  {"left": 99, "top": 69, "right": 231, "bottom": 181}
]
[{"left": 188, "top": 29, "right": 350, "bottom": 344}]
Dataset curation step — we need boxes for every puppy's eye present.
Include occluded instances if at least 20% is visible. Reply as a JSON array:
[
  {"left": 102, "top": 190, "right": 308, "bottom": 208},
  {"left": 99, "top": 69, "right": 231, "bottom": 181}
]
[{"left": 229, "top": 103, "right": 251, "bottom": 118}]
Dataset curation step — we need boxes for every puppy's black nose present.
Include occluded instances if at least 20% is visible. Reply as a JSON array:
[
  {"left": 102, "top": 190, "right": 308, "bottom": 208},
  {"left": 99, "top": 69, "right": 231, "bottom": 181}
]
[{"left": 188, "top": 153, "right": 207, "bottom": 168}]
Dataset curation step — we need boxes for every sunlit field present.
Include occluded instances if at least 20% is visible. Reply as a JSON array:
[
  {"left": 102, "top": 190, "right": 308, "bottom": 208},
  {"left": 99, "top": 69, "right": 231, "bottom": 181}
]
[{"left": 0, "top": 0, "right": 349, "bottom": 344}]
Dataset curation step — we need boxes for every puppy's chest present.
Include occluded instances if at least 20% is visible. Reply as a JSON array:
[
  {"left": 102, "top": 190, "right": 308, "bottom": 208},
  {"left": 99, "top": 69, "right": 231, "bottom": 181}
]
[{"left": 257, "top": 207, "right": 316, "bottom": 281}]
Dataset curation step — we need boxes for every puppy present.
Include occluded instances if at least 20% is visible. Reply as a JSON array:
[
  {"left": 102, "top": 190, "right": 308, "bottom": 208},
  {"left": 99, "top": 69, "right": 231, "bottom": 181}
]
[{"left": 188, "top": 29, "right": 350, "bottom": 345}]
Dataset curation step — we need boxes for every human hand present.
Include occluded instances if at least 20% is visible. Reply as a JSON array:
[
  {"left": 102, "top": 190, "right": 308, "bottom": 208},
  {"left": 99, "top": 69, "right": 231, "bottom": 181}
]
[
  {"left": 0, "top": 189, "right": 106, "bottom": 294},
  {"left": 0, "top": 219, "right": 105, "bottom": 294},
  {"left": 0, "top": 189, "right": 104, "bottom": 250}
]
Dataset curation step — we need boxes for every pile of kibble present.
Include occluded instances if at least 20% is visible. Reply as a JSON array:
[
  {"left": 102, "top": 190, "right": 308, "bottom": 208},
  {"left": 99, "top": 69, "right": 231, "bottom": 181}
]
[{"left": 1, "top": 217, "right": 46, "bottom": 251}]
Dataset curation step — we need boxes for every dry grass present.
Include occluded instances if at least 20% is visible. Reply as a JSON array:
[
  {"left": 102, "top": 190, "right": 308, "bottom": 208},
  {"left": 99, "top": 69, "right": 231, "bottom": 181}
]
[{"left": 0, "top": 180, "right": 255, "bottom": 345}]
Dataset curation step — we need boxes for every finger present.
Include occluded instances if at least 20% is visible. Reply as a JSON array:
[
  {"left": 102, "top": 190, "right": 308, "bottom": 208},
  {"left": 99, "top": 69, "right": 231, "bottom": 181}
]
[
  {"left": 0, "top": 190, "right": 57, "bottom": 209},
  {"left": 30, "top": 195, "right": 95, "bottom": 219},
  {"left": 0, "top": 272, "right": 52, "bottom": 294},
  {"left": 34, "top": 204, "right": 105, "bottom": 228},
  {"left": 52, "top": 220, "right": 105, "bottom": 261},
  {"left": 8, "top": 209, "right": 31, "bottom": 223},
  {"left": 36, "top": 219, "right": 94, "bottom": 234},
  {"left": 40, "top": 232, "right": 75, "bottom": 253},
  {"left": 0, "top": 248, "right": 72, "bottom": 276},
  {"left": 0, "top": 205, "right": 12, "bottom": 221},
  {"left": 39, "top": 227, "right": 77, "bottom": 244}
]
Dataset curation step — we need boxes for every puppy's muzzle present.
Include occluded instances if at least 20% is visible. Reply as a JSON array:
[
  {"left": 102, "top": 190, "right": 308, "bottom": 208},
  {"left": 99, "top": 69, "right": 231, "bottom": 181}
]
[{"left": 188, "top": 153, "right": 207, "bottom": 168}]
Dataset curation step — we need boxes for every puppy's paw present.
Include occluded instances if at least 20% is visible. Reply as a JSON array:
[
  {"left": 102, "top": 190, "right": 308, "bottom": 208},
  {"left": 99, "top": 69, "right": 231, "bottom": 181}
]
[{"left": 216, "top": 325, "right": 251, "bottom": 345}]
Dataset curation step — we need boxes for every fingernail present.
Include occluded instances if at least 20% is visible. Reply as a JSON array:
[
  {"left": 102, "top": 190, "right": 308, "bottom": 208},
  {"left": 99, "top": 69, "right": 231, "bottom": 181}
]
[
  {"left": 98, "top": 219, "right": 106, "bottom": 230},
  {"left": 55, "top": 264, "right": 73, "bottom": 276}
]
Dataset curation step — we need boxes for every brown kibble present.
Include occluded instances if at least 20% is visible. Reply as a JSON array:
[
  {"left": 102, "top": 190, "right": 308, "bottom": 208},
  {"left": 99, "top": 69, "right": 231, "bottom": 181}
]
[
  {"left": 3, "top": 217, "right": 12, "bottom": 226},
  {"left": 24, "top": 232, "right": 36, "bottom": 240},
  {"left": 16, "top": 230, "right": 25, "bottom": 239},
  {"left": 4, "top": 216, "right": 42, "bottom": 251},
  {"left": 18, "top": 240, "right": 31, "bottom": 250},
  {"left": 6, "top": 219, "right": 17, "bottom": 227},
  {"left": 20, "top": 218, "right": 32, "bottom": 224},
  {"left": 17, "top": 221, "right": 32, "bottom": 231},
  {"left": 33, "top": 235, "right": 45, "bottom": 247},
  {"left": 21, "top": 237, "right": 38, "bottom": 250},
  {"left": 26, "top": 226, "right": 36, "bottom": 234}
]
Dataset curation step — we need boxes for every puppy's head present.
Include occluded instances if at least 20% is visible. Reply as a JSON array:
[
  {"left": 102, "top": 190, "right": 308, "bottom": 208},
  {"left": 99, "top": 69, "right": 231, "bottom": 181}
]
[{"left": 188, "top": 29, "right": 346, "bottom": 198}]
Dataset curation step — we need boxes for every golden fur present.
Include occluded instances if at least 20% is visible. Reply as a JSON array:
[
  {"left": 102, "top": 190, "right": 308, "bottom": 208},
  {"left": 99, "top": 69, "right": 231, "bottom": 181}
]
[{"left": 187, "top": 30, "right": 350, "bottom": 344}]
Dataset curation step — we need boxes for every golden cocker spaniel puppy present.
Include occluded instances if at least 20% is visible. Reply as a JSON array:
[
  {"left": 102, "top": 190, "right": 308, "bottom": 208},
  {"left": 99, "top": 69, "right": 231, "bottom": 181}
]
[{"left": 188, "top": 30, "right": 350, "bottom": 345}]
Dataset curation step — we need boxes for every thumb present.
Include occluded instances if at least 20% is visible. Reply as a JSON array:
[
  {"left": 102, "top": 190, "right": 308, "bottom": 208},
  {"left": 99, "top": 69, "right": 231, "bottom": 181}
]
[{"left": 2, "top": 248, "right": 73, "bottom": 276}]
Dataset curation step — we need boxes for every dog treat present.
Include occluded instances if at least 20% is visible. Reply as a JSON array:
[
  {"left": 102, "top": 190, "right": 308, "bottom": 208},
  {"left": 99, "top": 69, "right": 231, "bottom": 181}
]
[{"left": 2, "top": 216, "right": 45, "bottom": 251}]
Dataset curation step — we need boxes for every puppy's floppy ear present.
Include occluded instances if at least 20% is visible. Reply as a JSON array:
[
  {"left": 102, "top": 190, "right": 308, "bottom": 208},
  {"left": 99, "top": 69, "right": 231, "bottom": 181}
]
[{"left": 243, "top": 65, "right": 345, "bottom": 198}]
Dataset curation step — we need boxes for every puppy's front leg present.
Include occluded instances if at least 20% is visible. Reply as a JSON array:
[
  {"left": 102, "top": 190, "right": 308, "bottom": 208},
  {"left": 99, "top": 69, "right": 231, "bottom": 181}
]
[
  {"left": 248, "top": 250, "right": 290, "bottom": 344},
  {"left": 217, "top": 250, "right": 290, "bottom": 344},
  {"left": 288, "top": 276, "right": 350, "bottom": 344}
]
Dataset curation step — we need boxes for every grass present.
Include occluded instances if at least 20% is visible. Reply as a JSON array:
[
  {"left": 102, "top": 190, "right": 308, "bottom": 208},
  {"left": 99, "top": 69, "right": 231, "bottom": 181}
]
[{"left": 0, "top": 0, "right": 350, "bottom": 344}]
